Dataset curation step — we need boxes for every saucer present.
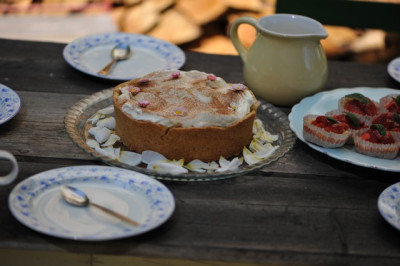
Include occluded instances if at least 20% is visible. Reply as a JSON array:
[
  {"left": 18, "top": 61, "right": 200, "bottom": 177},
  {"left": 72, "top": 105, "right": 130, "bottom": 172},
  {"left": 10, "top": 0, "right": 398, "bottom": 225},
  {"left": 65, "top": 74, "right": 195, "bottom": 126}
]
[
  {"left": 8, "top": 165, "right": 175, "bottom": 241},
  {"left": 378, "top": 182, "right": 400, "bottom": 231},
  {"left": 63, "top": 32, "right": 186, "bottom": 81},
  {"left": 388, "top": 57, "right": 400, "bottom": 83},
  {"left": 0, "top": 84, "right": 21, "bottom": 125}
]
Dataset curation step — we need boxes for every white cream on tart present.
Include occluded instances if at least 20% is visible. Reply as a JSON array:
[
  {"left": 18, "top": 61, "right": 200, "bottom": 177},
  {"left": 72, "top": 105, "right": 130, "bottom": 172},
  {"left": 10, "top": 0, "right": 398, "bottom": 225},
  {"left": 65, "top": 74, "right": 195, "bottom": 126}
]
[{"left": 117, "top": 70, "right": 256, "bottom": 128}]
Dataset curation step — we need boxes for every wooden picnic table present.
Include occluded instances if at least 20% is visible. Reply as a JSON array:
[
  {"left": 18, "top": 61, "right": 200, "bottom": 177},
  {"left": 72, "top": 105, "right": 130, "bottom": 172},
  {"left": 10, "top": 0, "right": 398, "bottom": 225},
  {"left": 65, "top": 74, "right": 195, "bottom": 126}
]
[{"left": 1, "top": 38, "right": 400, "bottom": 266}]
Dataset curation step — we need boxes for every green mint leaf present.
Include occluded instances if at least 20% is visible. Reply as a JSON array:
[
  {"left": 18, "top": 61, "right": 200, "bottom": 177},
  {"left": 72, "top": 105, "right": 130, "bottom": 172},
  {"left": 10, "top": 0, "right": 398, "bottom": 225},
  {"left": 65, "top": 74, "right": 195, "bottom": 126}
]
[
  {"left": 345, "top": 93, "right": 370, "bottom": 104},
  {"left": 325, "top": 116, "right": 338, "bottom": 124},
  {"left": 392, "top": 95, "right": 400, "bottom": 107},
  {"left": 370, "top": 124, "right": 386, "bottom": 136},
  {"left": 345, "top": 112, "right": 360, "bottom": 129},
  {"left": 394, "top": 113, "right": 400, "bottom": 124}
]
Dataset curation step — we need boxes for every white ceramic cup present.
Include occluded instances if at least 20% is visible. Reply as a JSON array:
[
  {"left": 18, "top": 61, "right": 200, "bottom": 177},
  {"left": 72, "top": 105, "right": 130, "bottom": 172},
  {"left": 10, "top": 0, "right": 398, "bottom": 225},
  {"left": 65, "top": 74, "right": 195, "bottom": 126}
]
[{"left": 0, "top": 150, "right": 18, "bottom": 185}]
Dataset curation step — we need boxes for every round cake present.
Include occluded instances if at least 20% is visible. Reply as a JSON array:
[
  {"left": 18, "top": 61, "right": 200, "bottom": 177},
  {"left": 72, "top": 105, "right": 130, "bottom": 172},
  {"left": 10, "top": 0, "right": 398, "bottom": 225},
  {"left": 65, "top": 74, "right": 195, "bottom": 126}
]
[{"left": 113, "top": 70, "right": 258, "bottom": 162}]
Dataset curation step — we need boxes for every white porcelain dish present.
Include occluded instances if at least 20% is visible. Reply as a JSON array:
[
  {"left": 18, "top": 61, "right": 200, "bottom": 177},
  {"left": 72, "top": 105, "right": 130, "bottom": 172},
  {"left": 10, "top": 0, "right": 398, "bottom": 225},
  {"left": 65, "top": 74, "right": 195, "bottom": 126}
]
[
  {"left": 289, "top": 87, "right": 400, "bottom": 172},
  {"left": 388, "top": 57, "right": 400, "bottom": 83},
  {"left": 63, "top": 32, "right": 186, "bottom": 81},
  {"left": 8, "top": 165, "right": 175, "bottom": 241},
  {"left": 378, "top": 182, "right": 400, "bottom": 231},
  {"left": 0, "top": 83, "right": 21, "bottom": 125}
]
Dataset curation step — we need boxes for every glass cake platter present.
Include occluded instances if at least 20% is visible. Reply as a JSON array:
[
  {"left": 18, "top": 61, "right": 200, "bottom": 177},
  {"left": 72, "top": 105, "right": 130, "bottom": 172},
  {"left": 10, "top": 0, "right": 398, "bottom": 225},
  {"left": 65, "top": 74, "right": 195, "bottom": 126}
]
[{"left": 64, "top": 89, "right": 296, "bottom": 181}]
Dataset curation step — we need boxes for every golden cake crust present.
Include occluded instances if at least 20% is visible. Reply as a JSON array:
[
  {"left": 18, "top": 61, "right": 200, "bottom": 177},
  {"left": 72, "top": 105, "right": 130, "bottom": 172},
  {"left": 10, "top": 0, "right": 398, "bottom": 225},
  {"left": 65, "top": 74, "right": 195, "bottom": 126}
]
[{"left": 113, "top": 71, "right": 258, "bottom": 162}]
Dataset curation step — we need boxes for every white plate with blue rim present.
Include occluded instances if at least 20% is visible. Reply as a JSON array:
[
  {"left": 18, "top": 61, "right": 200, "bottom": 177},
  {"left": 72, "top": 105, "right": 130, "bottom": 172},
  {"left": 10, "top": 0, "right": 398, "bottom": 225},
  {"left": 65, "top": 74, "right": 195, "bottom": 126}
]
[
  {"left": 63, "top": 32, "right": 186, "bottom": 81},
  {"left": 8, "top": 165, "right": 175, "bottom": 241},
  {"left": 378, "top": 182, "right": 400, "bottom": 231},
  {"left": 289, "top": 87, "right": 400, "bottom": 172},
  {"left": 0, "top": 83, "right": 21, "bottom": 125},
  {"left": 388, "top": 57, "right": 400, "bottom": 83}
]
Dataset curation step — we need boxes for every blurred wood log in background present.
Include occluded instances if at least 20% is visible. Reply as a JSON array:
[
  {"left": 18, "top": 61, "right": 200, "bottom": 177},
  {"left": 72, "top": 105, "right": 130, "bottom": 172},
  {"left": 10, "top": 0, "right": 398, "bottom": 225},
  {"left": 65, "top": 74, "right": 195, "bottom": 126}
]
[{"left": 1, "top": 0, "right": 399, "bottom": 63}]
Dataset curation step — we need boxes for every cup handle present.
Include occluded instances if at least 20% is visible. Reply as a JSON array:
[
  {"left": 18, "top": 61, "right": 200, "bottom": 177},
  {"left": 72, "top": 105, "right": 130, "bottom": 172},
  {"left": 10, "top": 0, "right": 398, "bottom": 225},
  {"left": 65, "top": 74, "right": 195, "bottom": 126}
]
[
  {"left": 229, "top": 16, "right": 259, "bottom": 63},
  {"left": 0, "top": 150, "right": 18, "bottom": 185}
]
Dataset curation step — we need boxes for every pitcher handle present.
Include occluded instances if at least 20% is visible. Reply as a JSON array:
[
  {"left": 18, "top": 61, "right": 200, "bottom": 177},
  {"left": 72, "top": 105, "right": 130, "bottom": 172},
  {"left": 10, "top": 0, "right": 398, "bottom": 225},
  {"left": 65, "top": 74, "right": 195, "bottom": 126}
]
[{"left": 229, "top": 16, "right": 259, "bottom": 63}]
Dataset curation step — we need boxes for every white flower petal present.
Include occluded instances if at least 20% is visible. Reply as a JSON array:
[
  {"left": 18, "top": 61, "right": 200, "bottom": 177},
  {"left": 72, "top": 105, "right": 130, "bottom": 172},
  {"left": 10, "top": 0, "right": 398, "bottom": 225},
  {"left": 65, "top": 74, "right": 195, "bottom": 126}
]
[
  {"left": 119, "top": 151, "right": 142, "bottom": 166},
  {"left": 249, "top": 139, "right": 264, "bottom": 152},
  {"left": 114, "top": 147, "right": 121, "bottom": 158},
  {"left": 187, "top": 159, "right": 208, "bottom": 168},
  {"left": 250, "top": 140, "right": 279, "bottom": 154},
  {"left": 88, "top": 127, "right": 111, "bottom": 144},
  {"left": 252, "top": 119, "right": 279, "bottom": 143},
  {"left": 255, "top": 130, "right": 279, "bottom": 143},
  {"left": 207, "top": 161, "right": 219, "bottom": 170},
  {"left": 97, "top": 117, "right": 116, "bottom": 130},
  {"left": 101, "top": 134, "right": 120, "bottom": 147},
  {"left": 95, "top": 146, "right": 118, "bottom": 160},
  {"left": 218, "top": 156, "right": 230, "bottom": 168},
  {"left": 216, "top": 157, "right": 242, "bottom": 172},
  {"left": 142, "top": 150, "right": 167, "bottom": 164},
  {"left": 170, "top": 158, "right": 184, "bottom": 167},
  {"left": 86, "top": 139, "right": 100, "bottom": 149},
  {"left": 98, "top": 106, "right": 114, "bottom": 115},
  {"left": 254, "top": 145, "right": 279, "bottom": 159},
  {"left": 228, "top": 157, "right": 242, "bottom": 169},
  {"left": 88, "top": 113, "right": 102, "bottom": 125},
  {"left": 243, "top": 147, "right": 263, "bottom": 166},
  {"left": 186, "top": 159, "right": 209, "bottom": 172},
  {"left": 186, "top": 167, "right": 206, "bottom": 173},
  {"left": 147, "top": 160, "right": 188, "bottom": 175},
  {"left": 252, "top": 119, "right": 264, "bottom": 134}
]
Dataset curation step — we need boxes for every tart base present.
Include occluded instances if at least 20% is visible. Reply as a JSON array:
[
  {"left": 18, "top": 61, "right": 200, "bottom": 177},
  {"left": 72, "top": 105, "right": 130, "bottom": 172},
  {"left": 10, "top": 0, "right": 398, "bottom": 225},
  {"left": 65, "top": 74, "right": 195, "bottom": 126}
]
[{"left": 114, "top": 105, "right": 256, "bottom": 162}]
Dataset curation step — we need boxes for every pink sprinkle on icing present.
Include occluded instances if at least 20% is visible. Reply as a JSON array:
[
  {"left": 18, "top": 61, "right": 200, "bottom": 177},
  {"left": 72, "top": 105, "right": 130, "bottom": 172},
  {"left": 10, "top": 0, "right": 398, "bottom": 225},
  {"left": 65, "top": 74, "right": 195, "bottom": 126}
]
[
  {"left": 172, "top": 107, "right": 185, "bottom": 116},
  {"left": 231, "top": 84, "right": 246, "bottom": 91},
  {"left": 207, "top": 74, "right": 217, "bottom": 81},
  {"left": 129, "top": 86, "right": 141, "bottom": 94},
  {"left": 171, "top": 71, "right": 181, "bottom": 78},
  {"left": 138, "top": 100, "right": 150, "bottom": 107}
]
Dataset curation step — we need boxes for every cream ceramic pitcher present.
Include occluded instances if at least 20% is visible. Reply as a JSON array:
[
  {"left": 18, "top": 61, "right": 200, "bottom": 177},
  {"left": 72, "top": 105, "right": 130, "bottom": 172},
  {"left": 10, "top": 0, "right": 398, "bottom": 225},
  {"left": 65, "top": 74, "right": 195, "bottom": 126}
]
[{"left": 230, "top": 14, "right": 328, "bottom": 106}]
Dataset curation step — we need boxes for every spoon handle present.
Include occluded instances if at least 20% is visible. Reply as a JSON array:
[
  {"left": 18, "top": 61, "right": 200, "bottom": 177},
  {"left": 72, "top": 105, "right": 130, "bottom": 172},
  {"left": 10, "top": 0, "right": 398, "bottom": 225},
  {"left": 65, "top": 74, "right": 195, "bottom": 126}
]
[
  {"left": 98, "top": 58, "right": 117, "bottom": 75},
  {"left": 90, "top": 202, "right": 140, "bottom": 226}
]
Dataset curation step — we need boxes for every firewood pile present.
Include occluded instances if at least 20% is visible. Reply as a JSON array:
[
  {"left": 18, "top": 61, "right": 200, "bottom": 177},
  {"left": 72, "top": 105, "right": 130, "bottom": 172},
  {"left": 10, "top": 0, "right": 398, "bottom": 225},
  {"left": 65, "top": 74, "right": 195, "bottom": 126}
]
[{"left": 1, "top": 0, "right": 400, "bottom": 63}]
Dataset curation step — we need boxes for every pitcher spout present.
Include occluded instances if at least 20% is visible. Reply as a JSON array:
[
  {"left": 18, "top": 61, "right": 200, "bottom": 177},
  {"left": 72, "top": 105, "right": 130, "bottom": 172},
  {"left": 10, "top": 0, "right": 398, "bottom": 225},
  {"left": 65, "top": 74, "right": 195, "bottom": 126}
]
[{"left": 258, "top": 14, "right": 328, "bottom": 40}]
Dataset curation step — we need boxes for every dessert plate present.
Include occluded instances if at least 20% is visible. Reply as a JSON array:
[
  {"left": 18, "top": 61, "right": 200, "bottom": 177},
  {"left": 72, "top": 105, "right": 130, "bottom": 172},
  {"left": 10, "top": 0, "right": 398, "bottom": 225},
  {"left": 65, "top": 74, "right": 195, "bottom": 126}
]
[
  {"left": 388, "top": 57, "right": 400, "bottom": 83},
  {"left": 63, "top": 32, "right": 185, "bottom": 81},
  {"left": 289, "top": 87, "right": 400, "bottom": 172},
  {"left": 8, "top": 165, "right": 175, "bottom": 241},
  {"left": 378, "top": 182, "right": 400, "bottom": 231},
  {"left": 0, "top": 83, "right": 21, "bottom": 125},
  {"left": 64, "top": 89, "right": 296, "bottom": 182}
]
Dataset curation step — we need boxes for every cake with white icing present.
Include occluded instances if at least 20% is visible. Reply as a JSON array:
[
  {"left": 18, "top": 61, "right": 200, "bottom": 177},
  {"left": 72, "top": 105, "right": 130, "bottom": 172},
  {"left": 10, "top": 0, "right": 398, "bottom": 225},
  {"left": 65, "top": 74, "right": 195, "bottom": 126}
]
[{"left": 113, "top": 70, "right": 258, "bottom": 162}]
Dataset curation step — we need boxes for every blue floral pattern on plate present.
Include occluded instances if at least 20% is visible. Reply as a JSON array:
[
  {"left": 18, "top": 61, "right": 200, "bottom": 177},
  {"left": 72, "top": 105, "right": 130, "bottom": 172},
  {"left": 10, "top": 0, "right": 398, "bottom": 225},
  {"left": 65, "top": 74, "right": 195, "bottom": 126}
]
[
  {"left": 8, "top": 165, "right": 175, "bottom": 241},
  {"left": 289, "top": 87, "right": 400, "bottom": 172},
  {"left": 63, "top": 32, "right": 185, "bottom": 81},
  {"left": 378, "top": 182, "right": 400, "bottom": 231},
  {"left": 0, "top": 84, "right": 21, "bottom": 125},
  {"left": 388, "top": 57, "right": 400, "bottom": 83}
]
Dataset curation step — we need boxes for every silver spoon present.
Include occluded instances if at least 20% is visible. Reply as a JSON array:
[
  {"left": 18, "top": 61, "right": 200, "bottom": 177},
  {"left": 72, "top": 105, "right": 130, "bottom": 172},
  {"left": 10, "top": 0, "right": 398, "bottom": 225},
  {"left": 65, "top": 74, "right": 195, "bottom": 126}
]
[
  {"left": 98, "top": 43, "right": 131, "bottom": 76},
  {"left": 60, "top": 185, "right": 139, "bottom": 226}
]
